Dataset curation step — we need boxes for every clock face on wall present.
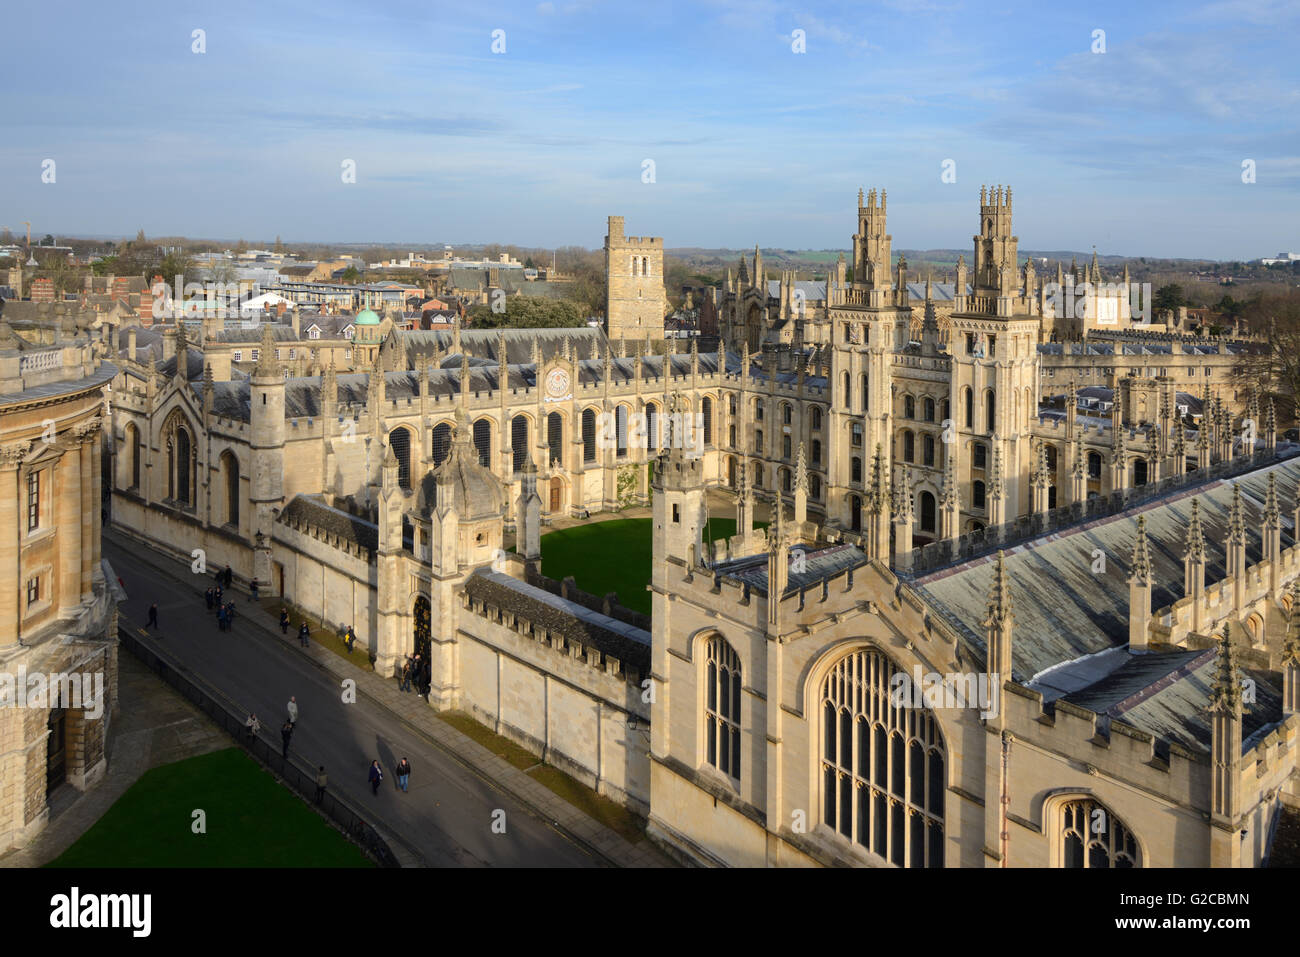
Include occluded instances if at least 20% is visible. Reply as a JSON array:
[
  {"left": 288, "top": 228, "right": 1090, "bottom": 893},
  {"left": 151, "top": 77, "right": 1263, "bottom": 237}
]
[{"left": 545, "top": 367, "right": 571, "bottom": 400}]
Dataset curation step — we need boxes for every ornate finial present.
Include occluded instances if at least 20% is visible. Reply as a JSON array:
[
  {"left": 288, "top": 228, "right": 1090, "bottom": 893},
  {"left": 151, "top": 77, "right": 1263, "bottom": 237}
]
[
  {"left": 1128, "top": 515, "right": 1153, "bottom": 586},
  {"left": 893, "top": 467, "right": 914, "bottom": 520},
  {"left": 1209, "top": 624, "right": 1244, "bottom": 714},
  {"left": 983, "top": 551, "right": 1013, "bottom": 628},
  {"left": 1284, "top": 579, "right": 1300, "bottom": 667},
  {"left": 1265, "top": 472, "right": 1280, "bottom": 528},
  {"left": 794, "top": 443, "right": 808, "bottom": 492},
  {"left": 1228, "top": 483, "right": 1247, "bottom": 546},
  {"left": 253, "top": 323, "right": 280, "bottom": 377},
  {"left": 940, "top": 449, "right": 958, "bottom": 508},
  {"left": 989, "top": 447, "right": 1005, "bottom": 501},
  {"left": 1032, "top": 441, "right": 1050, "bottom": 490},
  {"left": 1185, "top": 498, "right": 1207, "bottom": 563}
]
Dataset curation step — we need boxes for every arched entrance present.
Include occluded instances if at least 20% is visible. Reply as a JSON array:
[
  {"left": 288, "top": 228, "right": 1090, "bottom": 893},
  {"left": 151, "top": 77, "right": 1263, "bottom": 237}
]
[
  {"left": 549, "top": 476, "right": 564, "bottom": 513},
  {"left": 412, "top": 595, "right": 431, "bottom": 664}
]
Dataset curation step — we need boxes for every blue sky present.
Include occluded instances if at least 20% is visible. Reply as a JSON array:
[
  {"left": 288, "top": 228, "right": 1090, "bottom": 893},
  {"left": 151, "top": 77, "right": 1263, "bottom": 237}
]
[{"left": 4, "top": 0, "right": 1298, "bottom": 259}]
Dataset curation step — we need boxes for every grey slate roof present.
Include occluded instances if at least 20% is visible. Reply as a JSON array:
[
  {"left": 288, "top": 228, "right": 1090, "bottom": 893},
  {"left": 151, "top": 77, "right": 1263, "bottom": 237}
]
[
  {"left": 913, "top": 455, "right": 1300, "bottom": 684},
  {"left": 713, "top": 543, "right": 870, "bottom": 597},
  {"left": 392, "top": 327, "right": 609, "bottom": 367},
  {"left": 276, "top": 494, "right": 378, "bottom": 553},
  {"left": 464, "top": 569, "right": 650, "bottom": 672}
]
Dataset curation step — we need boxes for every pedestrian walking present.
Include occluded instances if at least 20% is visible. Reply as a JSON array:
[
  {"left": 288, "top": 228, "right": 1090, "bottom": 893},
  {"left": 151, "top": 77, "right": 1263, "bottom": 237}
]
[
  {"left": 420, "top": 657, "right": 432, "bottom": 700},
  {"left": 314, "top": 766, "right": 327, "bottom": 804},
  {"left": 204, "top": 588, "right": 214, "bottom": 610},
  {"left": 287, "top": 696, "right": 298, "bottom": 727},
  {"left": 368, "top": 760, "right": 383, "bottom": 795},
  {"left": 146, "top": 603, "right": 158, "bottom": 628},
  {"left": 279, "top": 608, "right": 290, "bottom": 635},
  {"left": 400, "top": 656, "right": 413, "bottom": 693},
  {"left": 226, "top": 601, "right": 237, "bottom": 627},
  {"left": 298, "top": 621, "right": 310, "bottom": 648},
  {"left": 244, "top": 713, "right": 260, "bottom": 740},
  {"left": 343, "top": 625, "right": 357, "bottom": 653},
  {"left": 280, "top": 721, "right": 293, "bottom": 759},
  {"left": 396, "top": 757, "right": 411, "bottom": 793},
  {"left": 250, "top": 580, "right": 260, "bottom": 602},
  {"left": 214, "top": 584, "right": 223, "bottom": 606},
  {"left": 217, "top": 606, "right": 228, "bottom": 631},
  {"left": 225, "top": 567, "right": 233, "bottom": 588}
]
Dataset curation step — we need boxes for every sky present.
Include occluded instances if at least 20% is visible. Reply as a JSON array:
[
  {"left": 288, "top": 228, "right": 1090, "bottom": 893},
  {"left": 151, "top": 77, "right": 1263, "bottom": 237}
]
[{"left": 4, "top": 0, "right": 1299, "bottom": 260}]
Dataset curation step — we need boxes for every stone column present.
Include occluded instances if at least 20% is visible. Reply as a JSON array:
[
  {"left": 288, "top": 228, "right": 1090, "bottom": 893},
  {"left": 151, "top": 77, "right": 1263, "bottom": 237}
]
[
  {"left": 0, "top": 443, "right": 27, "bottom": 645},
  {"left": 58, "top": 442, "right": 82, "bottom": 616}
]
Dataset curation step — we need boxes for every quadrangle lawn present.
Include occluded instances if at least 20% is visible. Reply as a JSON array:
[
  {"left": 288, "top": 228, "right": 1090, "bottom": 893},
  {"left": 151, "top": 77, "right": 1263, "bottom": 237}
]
[
  {"left": 539, "top": 516, "right": 763, "bottom": 616},
  {"left": 47, "top": 747, "right": 374, "bottom": 868}
]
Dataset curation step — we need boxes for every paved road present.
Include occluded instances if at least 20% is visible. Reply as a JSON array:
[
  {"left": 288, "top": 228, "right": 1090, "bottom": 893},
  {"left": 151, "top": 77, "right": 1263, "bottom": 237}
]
[{"left": 104, "top": 537, "right": 597, "bottom": 868}]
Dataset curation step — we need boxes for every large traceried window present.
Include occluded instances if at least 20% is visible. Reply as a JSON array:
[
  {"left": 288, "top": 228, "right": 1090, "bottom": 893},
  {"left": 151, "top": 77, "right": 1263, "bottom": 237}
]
[
  {"left": 1059, "top": 799, "right": 1139, "bottom": 868},
  {"left": 820, "top": 649, "right": 945, "bottom": 867},
  {"left": 705, "top": 637, "right": 742, "bottom": 781}
]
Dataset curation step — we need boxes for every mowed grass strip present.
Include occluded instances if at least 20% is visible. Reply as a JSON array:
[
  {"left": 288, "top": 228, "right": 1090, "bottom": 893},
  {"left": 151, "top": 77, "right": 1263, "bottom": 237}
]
[
  {"left": 47, "top": 748, "right": 374, "bottom": 868},
  {"left": 539, "top": 516, "right": 762, "bottom": 616}
]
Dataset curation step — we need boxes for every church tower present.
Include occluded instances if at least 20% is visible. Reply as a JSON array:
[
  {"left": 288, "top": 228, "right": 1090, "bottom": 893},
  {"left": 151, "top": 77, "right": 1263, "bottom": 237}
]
[
  {"left": 826, "top": 188, "right": 909, "bottom": 533},
  {"left": 947, "top": 187, "right": 1041, "bottom": 532},
  {"left": 249, "top": 324, "right": 285, "bottom": 588},
  {"left": 604, "top": 215, "right": 666, "bottom": 342}
]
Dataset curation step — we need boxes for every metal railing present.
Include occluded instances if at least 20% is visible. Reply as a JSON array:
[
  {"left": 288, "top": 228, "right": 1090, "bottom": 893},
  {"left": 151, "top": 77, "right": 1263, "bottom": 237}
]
[{"left": 118, "top": 626, "right": 402, "bottom": 867}]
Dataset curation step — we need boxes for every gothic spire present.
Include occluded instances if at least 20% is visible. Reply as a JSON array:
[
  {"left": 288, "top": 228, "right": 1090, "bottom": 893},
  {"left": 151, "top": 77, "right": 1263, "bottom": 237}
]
[
  {"left": 1209, "top": 624, "right": 1244, "bottom": 714},
  {"left": 794, "top": 442, "right": 808, "bottom": 492},
  {"left": 983, "top": 550, "right": 1014, "bottom": 629},
  {"left": 1228, "top": 483, "right": 1247, "bottom": 546},
  {"left": 1128, "top": 515, "right": 1153, "bottom": 586},
  {"left": 1184, "top": 498, "right": 1207, "bottom": 564},
  {"left": 1265, "top": 472, "right": 1281, "bottom": 528}
]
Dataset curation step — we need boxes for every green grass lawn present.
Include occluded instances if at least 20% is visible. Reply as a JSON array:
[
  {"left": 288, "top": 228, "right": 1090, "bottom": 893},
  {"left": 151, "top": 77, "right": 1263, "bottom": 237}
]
[
  {"left": 47, "top": 748, "right": 374, "bottom": 868},
  {"left": 539, "top": 516, "right": 764, "bottom": 616}
]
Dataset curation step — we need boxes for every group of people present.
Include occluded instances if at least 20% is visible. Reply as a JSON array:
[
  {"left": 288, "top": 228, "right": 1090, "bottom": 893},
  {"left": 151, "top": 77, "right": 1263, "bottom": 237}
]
[
  {"left": 278, "top": 608, "right": 313, "bottom": 647},
  {"left": 400, "top": 654, "right": 431, "bottom": 699},
  {"left": 368, "top": 757, "right": 412, "bottom": 795},
  {"left": 207, "top": 588, "right": 238, "bottom": 631}
]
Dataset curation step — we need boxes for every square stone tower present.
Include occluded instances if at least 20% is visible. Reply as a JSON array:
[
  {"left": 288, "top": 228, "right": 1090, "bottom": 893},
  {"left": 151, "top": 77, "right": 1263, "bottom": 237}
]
[{"left": 604, "top": 216, "right": 665, "bottom": 342}]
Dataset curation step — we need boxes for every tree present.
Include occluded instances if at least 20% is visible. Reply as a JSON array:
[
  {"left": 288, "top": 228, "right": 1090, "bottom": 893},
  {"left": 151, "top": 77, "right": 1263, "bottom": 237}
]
[
  {"left": 340, "top": 266, "right": 361, "bottom": 283},
  {"left": 41, "top": 234, "right": 55, "bottom": 246},
  {"left": 274, "top": 235, "right": 284, "bottom": 254},
  {"left": 468, "top": 296, "right": 588, "bottom": 329},
  {"left": 136, "top": 228, "right": 146, "bottom": 242},
  {"left": 1153, "top": 283, "right": 1184, "bottom": 313},
  {"left": 1231, "top": 289, "right": 1300, "bottom": 425}
]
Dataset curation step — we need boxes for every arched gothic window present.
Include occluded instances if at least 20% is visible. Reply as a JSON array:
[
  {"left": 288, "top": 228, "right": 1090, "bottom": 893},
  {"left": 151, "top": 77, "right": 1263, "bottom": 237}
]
[
  {"left": 389, "top": 427, "right": 412, "bottom": 490},
  {"left": 582, "top": 408, "right": 597, "bottom": 463},
  {"left": 473, "top": 418, "right": 492, "bottom": 468},
  {"left": 511, "top": 415, "right": 529, "bottom": 473},
  {"left": 431, "top": 423, "right": 452, "bottom": 467},
  {"left": 820, "top": 649, "right": 945, "bottom": 867},
  {"left": 1059, "top": 799, "right": 1139, "bottom": 868},
  {"left": 705, "top": 637, "right": 742, "bottom": 781},
  {"left": 547, "top": 412, "right": 563, "bottom": 466}
]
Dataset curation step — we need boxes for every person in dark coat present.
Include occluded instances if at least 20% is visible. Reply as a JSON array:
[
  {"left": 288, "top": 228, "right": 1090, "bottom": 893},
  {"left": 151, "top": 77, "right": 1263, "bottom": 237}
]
[
  {"left": 420, "top": 657, "right": 432, "bottom": 699},
  {"left": 217, "top": 606, "right": 228, "bottom": 631},
  {"left": 368, "top": 760, "right": 383, "bottom": 795},
  {"left": 226, "top": 601, "right": 236, "bottom": 626},
  {"left": 343, "top": 625, "right": 356, "bottom": 653},
  {"left": 395, "top": 758, "right": 411, "bottom": 793},
  {"left": 214, "top": 584, "right": 223, "bottom": 606},
  {"left": 250, "top": 580, "right": 260, "bottom": 602},
  {"left": 147, "top": 603, "right": 158, "bottom": 628},
  {"left": 400, "top": 656, "right": 413, "bottom": 693},
  {"left": 279, "top": 608, "right": 290, "bottom": 635},
  {"left": 280, "top": 721, "right": 293, "bottom": 759},
  {"left": 298, "top": 622, "right": 310, "bottom": 648},
  {"left": 225, "top": 567, "right": 233, "bottom": 588},
  {"left": 205, "top": 588, "right": 214, "bottom": 610}
]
